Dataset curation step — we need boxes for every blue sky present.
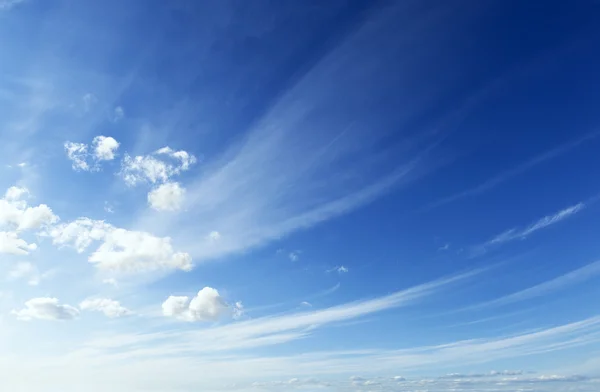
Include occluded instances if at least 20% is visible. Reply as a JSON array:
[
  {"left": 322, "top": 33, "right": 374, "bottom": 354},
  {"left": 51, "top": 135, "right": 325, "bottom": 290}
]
[{"left": 1, "top": 0, "right": 600, "bottom": 391}]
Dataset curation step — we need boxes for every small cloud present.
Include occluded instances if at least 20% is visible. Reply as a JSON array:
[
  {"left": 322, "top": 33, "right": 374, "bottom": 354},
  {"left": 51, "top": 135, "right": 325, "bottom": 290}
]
[
  {"left": 104, "top": 202, "right": 114, "bottom": 214},
  {"left": 111, "top": 106, "right": 125, "bottom": 122},
  {"left": 162, "top": 287, "right": 237, "bottom": 322},
  {"left": 148, "top": 182, "right": 185, "bottom": 212},
  {"left": 80, "top": 298, "right": 132, "bottom": 318},
  {"left": 92, "top": 136, "right": 120, "bottom": 161},
  {"left": 232, "top": 301, "right": 244, "bottom": 320},
  {"left": 102, "top": 278, "right": 118, "bottom": 287},
  {"left": 300, "top": 301, "right": 312, "bottom": 307},
  {"left": 327, "top": 266, "right": 348, "bottom": 274},
  {"left": 12, "top": 297, "right": 79, "bottom": 321},
  {"left": 207, "top": 231, "right": 221, "bottom": 242},
  {"left": 438, "top": 243, "right": 450, "bottom": 251},
  {"left": 289, "top": 251, "right": 300, "bottom": 262},
  {"left": 17, "top": 162, "right": 27, "bottom": 168},
  {"left": 82, "top": 93, "right": 97, "bottom": 112}
]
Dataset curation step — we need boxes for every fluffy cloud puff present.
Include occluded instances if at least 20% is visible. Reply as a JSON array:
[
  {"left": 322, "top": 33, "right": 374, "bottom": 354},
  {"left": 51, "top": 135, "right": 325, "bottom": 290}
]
[
  {"left": 64, "top": 135, "right": 120, "bottom": 171},
  {"left": 12, "top": 298, "right": 79, "bottom": 321},
  {"left": 0, "top": 186, "right": 58, "bottom": 255},
  {"left": 148, "top": 182, "right": 185, "bottom": 211},
  {"left": 79, "top": 298, "right": 132, "bottom": 318},
  {"left": 47, "top": 218, "right": 192, "bottom": 273},
  {"left": 119, "top": 147, "right": 196, "bottom": 186},
  {"left": 162, "top": 287, "right": 239, "bottom": 322}
]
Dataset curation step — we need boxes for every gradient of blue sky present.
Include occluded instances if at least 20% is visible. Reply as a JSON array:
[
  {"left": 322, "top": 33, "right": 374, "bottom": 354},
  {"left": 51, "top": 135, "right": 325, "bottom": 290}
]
[{"left": 1, "top": 0, "right": 600, "bottom": 391}]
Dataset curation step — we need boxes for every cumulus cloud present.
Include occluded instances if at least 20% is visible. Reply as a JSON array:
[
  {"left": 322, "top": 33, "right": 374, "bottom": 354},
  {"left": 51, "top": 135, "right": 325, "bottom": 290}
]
[
  {"left": 0, "top": 231, "right": 37, "bottom": 255},
  {"left": 148, "top": 182, "right": 185, "bottom": 211},
  {"left": 288, "top": 251, "right": 300, "bottom": 262},
  {"left": 119, "top": 147, "right": 196, "bottom": 186},
  {"left": 64, "top": 142, "right": 90, "bottom": 171},
  {"left": 12, "top": 298, "right": 79, "bottom": 321},
  {"left": 92, "top": 136, "right": 120, "bottom": 161},
  {"left": 4, "top": 186, "right": 29, "bottom": 201},
  {"left": 80, "top": 298, "right": 132, "bottom": 318},
  {"left": 0, "top": 186, "right": 58, "bottom": 254},
  {"left": 47, "top": 218, "right": 192, "bottom": 273},
  {"left": 162, "top": 287, "right": 238, "bottom": 322},
  {"left": 64, "top": 135, "right": 120, "bottom": 171}
]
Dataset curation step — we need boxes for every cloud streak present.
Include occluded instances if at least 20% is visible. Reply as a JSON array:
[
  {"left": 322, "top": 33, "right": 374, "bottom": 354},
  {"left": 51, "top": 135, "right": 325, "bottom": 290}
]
[{"left": 424, "top": 131, "right": 599, "bottom": 211}]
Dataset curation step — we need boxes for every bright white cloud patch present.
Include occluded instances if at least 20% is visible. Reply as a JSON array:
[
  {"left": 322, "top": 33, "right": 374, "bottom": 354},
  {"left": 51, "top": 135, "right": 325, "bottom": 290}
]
[
  {"left": 80, "top": 298, "right": 132, "bottom": 318},
  {"left": 5, "top": 186, "right": 29, "bottom": 201},
  {"left": 120, "top": 147, "right": 196, "bottom": 186},
  {"left": 12, "top": 298, "right": 79, "bottom": 321},
  {"left": 92, "top": 136, "right": 120, "bottom": 161},
  {"left": 0, "top": 186, "right": 58, "bottom": 254},
  {"left": 47, "top": 218, "right": 192, "bottom": 273},
  {"left": 162, "top": 287, "right": 236, "bottom": 322},
  {"left": 64, "top": 135, "right": 120, "bottom": 171},
  {"left": 148, "top": 182, "right": 185, "bottom": 211},
  {"left": 64, "top": 142, "right": 90, "bottom": 171},
  {"left": 0, "top": 231, "right": 36, "bottom": 255}
]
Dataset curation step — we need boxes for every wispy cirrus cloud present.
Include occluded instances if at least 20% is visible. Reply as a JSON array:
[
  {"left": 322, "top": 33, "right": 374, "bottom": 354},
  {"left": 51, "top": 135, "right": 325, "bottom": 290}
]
[
  {"left": 473, "top": 201, "right": 585, "bottom": 255},
  {"left": 424, "top": 131, "right": 599, "bottom": 211},
  {"left": 461, "top": 260, "right": 600, "bottom": 311}
]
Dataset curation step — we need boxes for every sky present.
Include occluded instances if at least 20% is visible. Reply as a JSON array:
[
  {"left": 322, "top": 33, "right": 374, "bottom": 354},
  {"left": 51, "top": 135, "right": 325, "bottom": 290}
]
[{"left": 1, "top": 0, "right": 600, "bottom": 391}]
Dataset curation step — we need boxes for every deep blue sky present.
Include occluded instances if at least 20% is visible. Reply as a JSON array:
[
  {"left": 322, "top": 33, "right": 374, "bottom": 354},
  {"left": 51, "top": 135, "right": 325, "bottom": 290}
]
[{"left": 1, "top": 0, "right": 600, "bottom": 391}]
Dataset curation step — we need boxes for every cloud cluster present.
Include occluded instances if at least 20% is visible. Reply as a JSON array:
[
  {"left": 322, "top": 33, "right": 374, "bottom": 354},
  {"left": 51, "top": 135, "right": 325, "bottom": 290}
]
[
  {"left": 162, "top": 287, "right": 240, "bottom": 322},
  {"left": 12, "top": 297, "right": 79, "bottom": 321},
  {"left": 80, "top": 298, "right": 132, "bottom": 318},
  {"left": 119, "top": 147, "right": 196, "bottom": 186},
  {"left": 0, "top": 186, "right": 58, "bottom": 255},
  {"left": 147, "top": 182, "right": 185, "bottom": 211},
  {"left": 47, "top": 217, "right": 192, "bottom": 273},
  {"left": 64, "top": 135, "right": 120, "bottom": 171}
]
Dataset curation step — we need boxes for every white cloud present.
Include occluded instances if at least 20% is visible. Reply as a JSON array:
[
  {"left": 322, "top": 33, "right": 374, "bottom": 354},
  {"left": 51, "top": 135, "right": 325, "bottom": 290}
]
[
  {"left": 207, "top": 231, "right": 221, "bottom": 242},
  {"left": 64, "top": 141, "right": 90, "bottom": 171},
  {"left": 288, "top": 251, "right": 300, "bottom": 262},
  {"left": 462, "top": 259, "right": 600, "bottom": 311},
  {"left": 102, "top": 278, "right": 118, "bottom": 287},
  {"left": 327, "top": 265, "right": 349, "bottom": 274},
  {"left": 82, "top": 93, "right": 97, "bottom": 112},
  {"left": 111, "top": 106, "right": 124, "bottom": 122},
  {"left": 162, "top": 287, "right": 235, "bottom": 322},
  {"left": 80, "top": 298, "right": 132, "bottom": 318},
  {"left": 119, "top": 147, "right": 196, "bottom": 186},
  {"left": 47, "top": 218, "right": 192, "bottom": 273},
  {"left": 424, "top": 131, "right": 599, "bottom": 211},
  {"left": 5, "top": 186, "right": 28, "bottom": 201},
  {"left": 148, "top": 182, "right": 185, "bottom": 211},
  {"left": 0, "top": 231, "right": 36, "bottom": 255},
  {"left": 480, "top": 202, "right": 584, "bottom": 252},
  {"left": 300, "top": 301, "right": 312, "bottom": 307},
  {"left": 92, "top": 136, "right": 120, "bottom": 161},
  {"left": 65, "top": 136, "right": 120, "bottom": 171},
  {"left": 0, "top": 186, "right": 57, "bottom": 254},
  {"left": 12, "top": 298, "right": 79, "bottom": 321}
]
